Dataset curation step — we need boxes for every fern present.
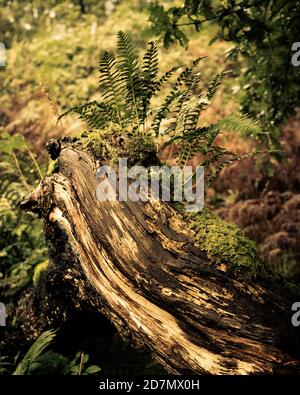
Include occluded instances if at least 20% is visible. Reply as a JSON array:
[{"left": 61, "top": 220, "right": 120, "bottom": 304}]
[
  {"left": 205, "top": 151, "right": 262, "bottom": 188},
  {"left": 215, "top": 112, "right": 262, "bottom": 137},
  {"left": 99, "top": 51, "right": 123, "bottom": 127},
  {"left": 11, "top": 330, "right": 101, "bottom": 375},
  {"left": 60, "top": 32, "right": 263, "bottom": 188},
  {"left": 151, "top": 57, "right": 205, "bottom": 135},
  {"left": 13, "top": 330, "right": 56, "bottom": 375},
  {"left": 59, "top": 101, "right": 117, "bottom": 130},
  {"left": 140, "top": 41, "right": 159, "bottom": 120},
  {"left": 117, "top": 31, "right": 141, "bottom": 124},
  {"left": 206, "top": 71, "right": 229, "bottom": 100},
  {"left": 155, "top": 65, "right": 181, "bottom": 92}
]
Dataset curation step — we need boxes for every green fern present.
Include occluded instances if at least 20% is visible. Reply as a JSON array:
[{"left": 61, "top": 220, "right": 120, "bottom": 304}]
[
  {"left": 13, "top": 330, "right": 57, "bottom": 375},
  {"left": 214, "top": 112, "right": 262, "bottom": 137},
  {"left": 12, "top": 330, "right": 101, "bottom": 375},
  {"left": 117, "top": 31, "right": 141, "bottom": 124},
  {"left": 60, "top": 32, "right": 263, "bottom": 187},
  {"left": 99, "top": 51, "right": 123, "bottom": 127},
  {"left": 151, "top": 57, "right": 205, "bottom": 135},
  {"left": 141, "top": 41, "right": 159, "bottom": 120}
]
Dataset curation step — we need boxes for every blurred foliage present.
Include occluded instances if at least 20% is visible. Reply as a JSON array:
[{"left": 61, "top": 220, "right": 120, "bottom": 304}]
[
  {"left": 149, "top": 0, "right": 300, "bottom": 142},
  {"left": 0, "top": 0, "right": 119, "bottom": 47},
  {"left": 0, "top": 130, "right": 47, "bottom": 298}
]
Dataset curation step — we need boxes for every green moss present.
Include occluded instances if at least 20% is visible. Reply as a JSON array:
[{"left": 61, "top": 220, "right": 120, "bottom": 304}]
[
  {"left": 187, "top": 208, "right": 264, "bottom": 279},
  {"left": 79, "top": 125, "right": 158, "bottom": 167},
  {"left": 126, "top": 134, "right": 157, "bottom": 167},
  {"left": 33, "top": 260, "right": 49, "bottom": 286}
]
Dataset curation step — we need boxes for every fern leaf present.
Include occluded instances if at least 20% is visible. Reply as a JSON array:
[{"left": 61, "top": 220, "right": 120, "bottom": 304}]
[
  {"left": 142, "top": 41, "right": 158, "bottom": 85},
  {"left": 59, "top": 101, "right": 117, "bottom": 129},
  {"left": 99, "top": 51, "right": 123, "bottom": 127},
  {"left": 206, "top": 70, "right": 229, "bottom": 101},
  {"left": 13, "top": 330, "right": 56, "bottom": 375},
  {"left": 205, "top": 151, "right": 261, "bottom": 187},
  {"left": 155, "top": 65, "right": 182, "bottom": 92},
  {"left": 215, "top": 112, "right": 261, "bottom": 137},
  {"left": 152, "top": 56, "right": 206, "bottom": 135},
  {"left": 140, "top": 41, "right": 159, "bottom": 119},
  {"left": 117, "top": 31, "right": 141, "bottom": 124}
]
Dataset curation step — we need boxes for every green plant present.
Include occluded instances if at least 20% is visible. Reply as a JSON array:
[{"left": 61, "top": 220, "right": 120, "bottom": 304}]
[
  {"left": 12, "top": 329, "right": 101, "bottom": 375},
  {"left": 0, "top": 0, "right": 109, "bottom": 47},
  {"left": 65, "top": 351, "right": 101, "bottom": 375},
  {"left": 148, "top": 0, "right": 300, "bottom": 143},
  {"left": 189, "top": 208, "right": 263, "bottom": 279},
  {"left": 61, "top": 31, "right": 262, "bottom": 183},
  {"left": 13, "top": 330, "right": 57, "bottom": 375},
  {"left": 0, "top": 131, "right": 47, "bottom": 298}
]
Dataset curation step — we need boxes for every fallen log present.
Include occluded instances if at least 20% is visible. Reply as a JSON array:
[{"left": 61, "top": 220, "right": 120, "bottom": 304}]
[{"left": 20, "top": 141, "right": 300, "bottom": 374}]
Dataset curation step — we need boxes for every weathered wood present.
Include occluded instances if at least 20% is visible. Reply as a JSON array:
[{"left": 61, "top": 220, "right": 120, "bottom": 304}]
[{"left": 20, "top": 145, "right": 300, "bottom": 374}]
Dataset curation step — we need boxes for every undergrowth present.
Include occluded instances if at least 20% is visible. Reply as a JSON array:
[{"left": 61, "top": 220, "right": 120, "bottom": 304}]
[
  {"left": 0, "top": 131, "right": 47, "bottom": 299},
  {"left": 2, "top": 329, "right": 101, "bottom": 376}
]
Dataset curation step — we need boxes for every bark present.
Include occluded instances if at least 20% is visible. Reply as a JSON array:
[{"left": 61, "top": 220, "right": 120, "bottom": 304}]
[{"left": 20, "top": 143, "right": 300, "bottom": 375}]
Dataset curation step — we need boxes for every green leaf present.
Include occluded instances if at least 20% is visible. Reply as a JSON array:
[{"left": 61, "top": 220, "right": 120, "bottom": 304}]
[
  {"left": 13, "top": 330, "right": 56, "bottom": 375},
  {"left": 0, "top": 140, "right": 14, "bottom": 154},
  {"left": 85, "top": 365, "right": 101, "bottom": 374}
]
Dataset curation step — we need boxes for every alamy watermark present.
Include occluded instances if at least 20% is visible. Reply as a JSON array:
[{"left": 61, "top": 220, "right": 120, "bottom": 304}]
[
  {"left": 0, "top": 42, "right": 6, "bottom": 67},
  {"left": 96, "top": 159, "right": 204, "bottom": 212},
  {"left": 291, "top": 302, "right": 300, "bottom": 327},
  {"left": 291, "top": 42, "right": 300, "bottom": 67},
  {"left": 0, "top": 302, "right": 6, "bottom": 326}
]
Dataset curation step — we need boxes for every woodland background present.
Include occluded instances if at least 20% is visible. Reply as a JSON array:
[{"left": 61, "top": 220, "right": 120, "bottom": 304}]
[{"left": 0, "top": 0, "right": 300, "bottom": 375}]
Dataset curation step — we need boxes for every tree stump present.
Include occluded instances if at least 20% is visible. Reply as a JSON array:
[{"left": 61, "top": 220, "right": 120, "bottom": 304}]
[{"left": 20, "top": 143, "right": 300, "bottom": 374}]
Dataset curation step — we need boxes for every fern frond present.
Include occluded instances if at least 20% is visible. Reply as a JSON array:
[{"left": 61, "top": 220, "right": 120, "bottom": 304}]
[
  {"left": 140, "top": 41, "right": 159, "bottom": 119},
  {"left": 205, "top": 151, "right": 261, "bottom": 187},
  {"left": 142, "top": 41, "right": 158, "bottom": 85},
  {"left": 117, "top": 31, "right": 141, "bottom": 124},
  {"left": 13, "top": 330, "right": 56, "bottom": 375},
  {"left": 152, "top": 56, "right": 206, "bottom": 135},
  {"left": 215, "top": 112, "right": 261, "bottom": 137},
  {"left": 58, "top": 100, "right": 98, "bottom": 122},
  {"left": 59, "top": 101, "right": 117, "bottom": 129},
  {"left": 155, "top": 65, "right": 182, "bottom": 92},
  {"left": 206, "top": 70, "right": 229, "bottom": 101},
  {"left": 99, "top": 51, "right": 123, "bottom": 127}
]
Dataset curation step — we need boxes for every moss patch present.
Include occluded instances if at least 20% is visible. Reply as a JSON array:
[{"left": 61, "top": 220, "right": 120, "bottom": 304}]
[
  {"left": 187, "top": 208, "right": 264, "bottom": 279},
  {"left": 79, "top": 125, "right": 158, "bottom": 167}
]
